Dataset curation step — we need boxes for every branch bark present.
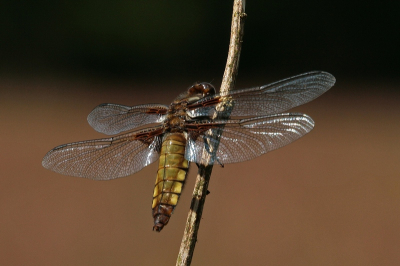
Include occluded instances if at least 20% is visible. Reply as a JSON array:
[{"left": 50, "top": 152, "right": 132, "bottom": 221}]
[{"left": 176, "top": 1, "right": 246, "bottom": 265}]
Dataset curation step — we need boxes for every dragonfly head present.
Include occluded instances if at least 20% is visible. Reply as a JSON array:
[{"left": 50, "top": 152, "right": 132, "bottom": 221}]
[
  {"left": 188, "top": 82, "right": 216, "bottom": 98},
  {"left": 175, "top": 82, "right": 216, "bottom": 103}
]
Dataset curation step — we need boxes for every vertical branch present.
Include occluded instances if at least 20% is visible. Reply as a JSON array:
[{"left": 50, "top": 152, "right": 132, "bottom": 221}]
[
  {"left": 176, "top": 1, "right": 246, "bottom": 265},
  {"left": 220, "top": 0, "right": 246, "bottom": 94}
]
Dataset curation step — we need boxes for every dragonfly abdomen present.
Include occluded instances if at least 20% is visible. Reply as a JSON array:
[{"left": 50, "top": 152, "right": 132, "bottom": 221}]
[{"left": 152, "top": 133, "right": 189, "bottom": 232}]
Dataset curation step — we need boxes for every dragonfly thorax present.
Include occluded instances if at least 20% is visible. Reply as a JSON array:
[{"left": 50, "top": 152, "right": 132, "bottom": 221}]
[{"left": 165, "top": 102, "right": 187, "bottom": 132}]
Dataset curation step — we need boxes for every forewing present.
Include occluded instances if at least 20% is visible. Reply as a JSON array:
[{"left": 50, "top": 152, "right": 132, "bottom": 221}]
[
  {"left": 185, "top": 113, "right": 314, "bottom": 164},
  {"left": 42, "top": 126, "right": 164, "bottom": 180},
  {"left": 187, "top": 71, "right": 335, "bottom": 118},
  {"left": 88, "top": 103, "right": 168, "bottom": 135}
]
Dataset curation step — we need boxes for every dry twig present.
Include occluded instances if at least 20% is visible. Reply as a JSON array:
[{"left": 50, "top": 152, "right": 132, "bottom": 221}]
[{"left": 176, "top": 1, "right": 246, "bottom": 265}]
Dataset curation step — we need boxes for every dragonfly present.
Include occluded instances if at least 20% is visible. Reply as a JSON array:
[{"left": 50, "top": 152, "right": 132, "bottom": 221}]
[{"left": 42, "top": 71, "right": 335, "bottom": 232}]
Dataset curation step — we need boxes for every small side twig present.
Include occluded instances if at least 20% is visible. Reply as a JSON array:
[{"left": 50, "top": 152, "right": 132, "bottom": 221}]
[{"left": 176, "top": 1, "right": 246, "bottom": 265}]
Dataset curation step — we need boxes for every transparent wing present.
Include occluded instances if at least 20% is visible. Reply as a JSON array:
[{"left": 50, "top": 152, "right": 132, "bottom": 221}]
[
  {"left": 187, "top": 71, "right": 335, "bottom": 118},
  {"left": 88, "top": 103, "right": 168, "bottom": 135},
  {"left": 42, "top": 126, "right": 164, "bottom": 180},
  {"left": 185, "top": 113, "right": 314, "bottom": 164}
]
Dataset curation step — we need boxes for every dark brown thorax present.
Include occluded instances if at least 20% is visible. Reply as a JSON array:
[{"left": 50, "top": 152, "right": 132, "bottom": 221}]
[{"left": 165, "top": 83, "right": 216, "bottom": 132}]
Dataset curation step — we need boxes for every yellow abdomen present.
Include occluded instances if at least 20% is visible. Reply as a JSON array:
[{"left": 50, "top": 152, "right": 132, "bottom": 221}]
[{"left": 152, "top": 133, "right": 189, "bottom": 232}]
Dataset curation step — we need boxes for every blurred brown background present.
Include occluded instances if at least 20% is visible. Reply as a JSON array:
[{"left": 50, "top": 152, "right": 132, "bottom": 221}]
[{"left": 1, "top": 1, "right": 400, "bottom": 265}]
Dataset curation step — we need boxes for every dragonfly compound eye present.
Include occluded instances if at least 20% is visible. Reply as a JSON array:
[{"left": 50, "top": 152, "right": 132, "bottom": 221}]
[{"left": 188, "top": 82, "right": 215, "bottom": 98}]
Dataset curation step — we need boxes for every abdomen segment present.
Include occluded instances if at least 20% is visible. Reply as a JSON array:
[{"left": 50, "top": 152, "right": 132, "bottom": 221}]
[{"left": 152, "top": 133, "right": 189, "bottom": 232}]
